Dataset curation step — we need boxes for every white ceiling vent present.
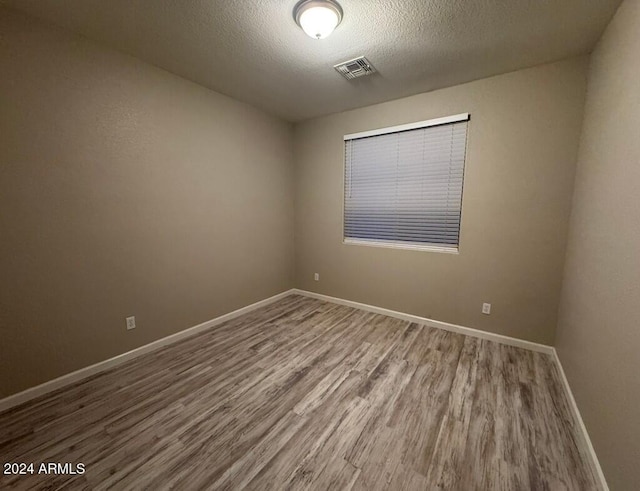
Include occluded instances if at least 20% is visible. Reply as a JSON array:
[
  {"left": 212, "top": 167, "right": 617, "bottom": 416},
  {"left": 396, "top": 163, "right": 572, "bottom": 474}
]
[{"left": 334, "top": 56, "right": 376, "bottom": 80}]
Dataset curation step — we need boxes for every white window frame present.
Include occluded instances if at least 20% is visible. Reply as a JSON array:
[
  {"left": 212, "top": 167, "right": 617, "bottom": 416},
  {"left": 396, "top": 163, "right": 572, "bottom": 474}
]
[{"left": 342, "top": 113, "right": 470, "bottom": 253}]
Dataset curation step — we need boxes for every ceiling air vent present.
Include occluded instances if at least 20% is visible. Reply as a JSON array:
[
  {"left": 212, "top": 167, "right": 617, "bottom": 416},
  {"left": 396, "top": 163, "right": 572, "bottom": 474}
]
[{"left": 334, "top": 56, "right": 376, "bottom": 80}]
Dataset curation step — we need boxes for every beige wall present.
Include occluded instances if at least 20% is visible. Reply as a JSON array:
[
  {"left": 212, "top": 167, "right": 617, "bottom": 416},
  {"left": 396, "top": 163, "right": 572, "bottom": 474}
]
[
  {"left": 3, "top": 12, "right": 635, "bottom": 490},
  {"left": 555, "top": 0, "right": 640, "bottom": 489},
  {"left": 294, "top": 58, "right": 588, "bottom": 345},
  {"left": 0, "top": 8, "right": 294, "bottom": 398}
]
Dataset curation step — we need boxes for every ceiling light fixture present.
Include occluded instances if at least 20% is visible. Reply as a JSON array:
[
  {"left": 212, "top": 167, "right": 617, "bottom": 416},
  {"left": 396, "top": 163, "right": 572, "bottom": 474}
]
[{"left": 293, "top": 0, "right": 343, "bottom": 40}]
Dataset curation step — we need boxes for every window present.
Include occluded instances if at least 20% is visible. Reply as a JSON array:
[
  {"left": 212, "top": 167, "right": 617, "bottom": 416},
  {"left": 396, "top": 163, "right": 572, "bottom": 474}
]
[{"left": 343, "top": 113, "right": 469, "bottom": 252}]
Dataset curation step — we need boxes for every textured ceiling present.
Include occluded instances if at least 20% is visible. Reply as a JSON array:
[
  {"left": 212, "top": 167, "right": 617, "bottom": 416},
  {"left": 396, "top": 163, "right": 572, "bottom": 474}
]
[{"left": 3, "top": 0, "right": 622, "bottom": 122}]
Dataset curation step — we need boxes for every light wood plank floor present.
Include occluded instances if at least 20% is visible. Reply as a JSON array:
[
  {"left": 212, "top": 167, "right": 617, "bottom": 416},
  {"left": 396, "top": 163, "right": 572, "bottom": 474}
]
[{"left": 0, "top": 295, "right": 599, "bottom": 490}]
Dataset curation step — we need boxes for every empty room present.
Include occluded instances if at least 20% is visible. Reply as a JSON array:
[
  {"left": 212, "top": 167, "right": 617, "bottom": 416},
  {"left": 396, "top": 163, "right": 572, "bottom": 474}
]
[{"left": 1, "top": 0, "right": 638, "bottom": 489}]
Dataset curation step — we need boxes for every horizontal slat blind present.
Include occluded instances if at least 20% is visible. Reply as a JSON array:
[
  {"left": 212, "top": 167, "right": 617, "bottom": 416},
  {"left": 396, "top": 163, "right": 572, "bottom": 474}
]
[{"left": 344, "top": 118, "right": 468, "bottom": 248}]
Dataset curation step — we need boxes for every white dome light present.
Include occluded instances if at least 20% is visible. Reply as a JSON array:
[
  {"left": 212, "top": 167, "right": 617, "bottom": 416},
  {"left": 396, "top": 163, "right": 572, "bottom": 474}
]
[{"left": 294, "top": 0, "right": 343, "bottom": 40}]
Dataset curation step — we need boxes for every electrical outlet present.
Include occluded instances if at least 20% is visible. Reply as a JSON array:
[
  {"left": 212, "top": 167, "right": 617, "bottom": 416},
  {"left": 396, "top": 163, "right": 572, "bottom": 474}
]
[
  {"left": 482, "top": 303, "right": 491, "bottom": 315},
  {"left": 314, "top": 273, "right": 320, "bottom": 281},
  {"left": 126, "top": 316, "right": 136, "bottom": 330}
]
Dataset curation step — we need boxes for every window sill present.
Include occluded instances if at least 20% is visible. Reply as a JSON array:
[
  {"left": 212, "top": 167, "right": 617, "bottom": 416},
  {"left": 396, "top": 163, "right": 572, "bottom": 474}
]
[{"left": 343, "top": 238, "right": 459, "bottom": 254}]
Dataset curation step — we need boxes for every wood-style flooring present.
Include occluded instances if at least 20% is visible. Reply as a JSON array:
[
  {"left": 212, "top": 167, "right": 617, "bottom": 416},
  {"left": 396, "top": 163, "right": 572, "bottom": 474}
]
[{"left": 0, "top": 294, "right": 599, "bottom": 490}]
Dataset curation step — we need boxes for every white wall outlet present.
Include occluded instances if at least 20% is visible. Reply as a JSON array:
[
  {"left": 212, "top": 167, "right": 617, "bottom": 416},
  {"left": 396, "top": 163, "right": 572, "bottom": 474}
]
[
  {"left": 314, "top": 273, "right": 320, "bottom": 281},
  {"left": 482, "top": 303, "right": 491, "bottom": 315},
  {"left": 126, "top": 316, "right": 136, "bottom": 330}
]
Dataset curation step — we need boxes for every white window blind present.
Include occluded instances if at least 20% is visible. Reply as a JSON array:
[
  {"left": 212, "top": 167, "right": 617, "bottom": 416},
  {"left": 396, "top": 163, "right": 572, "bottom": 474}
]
[{"left": 344, "top": 114, "right": 469, "bottom": 250}]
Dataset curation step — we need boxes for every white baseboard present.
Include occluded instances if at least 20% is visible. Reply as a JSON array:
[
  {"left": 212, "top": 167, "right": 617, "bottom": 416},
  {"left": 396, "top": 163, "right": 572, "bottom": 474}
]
[
  {"left": 551, "top": 349, "right": 609, "bottom": 491},
  {"left": 292, "top": 289, "right": 554, "bottom": 354},
  {"left": 0, "top": 289, "right": 296, "bottom": 414},
  {"left": 292, "top": 288, "right": 606, "bottom": 490},
  {"left": 1, "top": 287, "right": 607, "bottom": 490}
]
